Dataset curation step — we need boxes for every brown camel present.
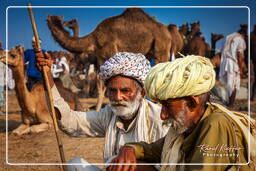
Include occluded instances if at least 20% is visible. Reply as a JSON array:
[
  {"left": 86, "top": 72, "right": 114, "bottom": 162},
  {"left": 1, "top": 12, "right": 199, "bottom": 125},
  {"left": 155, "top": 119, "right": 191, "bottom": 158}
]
[
  {"left": 188, "top": 21, "right": 201, "bottom": 39},
  {"left": 0, "top": 46, "right": 81, "bottom": 135},
  {"left": 47, "top": 8, "right": 172, "bottom": 111},
  {"left": 167, "top": 24, "right": 184, "bottom": 60},
  {"left": 47, "top": 8, "right": 172, "bottom": 65},
  {"left": 210, "top": 33, "right": 224, "bottom": 57},
  {"left": 182, "top": 21, "right": 208, "bottom": 57},
  {"left": 251, "top": 25, "right": 256, "bottom": 100},
  {"left": 179, "top": 23, "right": 189, "bottom": 45}
]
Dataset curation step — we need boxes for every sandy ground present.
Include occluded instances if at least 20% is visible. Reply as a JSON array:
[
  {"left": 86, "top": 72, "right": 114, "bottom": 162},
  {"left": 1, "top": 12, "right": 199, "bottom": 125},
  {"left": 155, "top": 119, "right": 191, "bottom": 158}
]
[
  {"left": 0, "top": 89, "right": 255, "bottom": 171},
  {"left": 0, "top": 90, "right": 104, "bottom": 171}
]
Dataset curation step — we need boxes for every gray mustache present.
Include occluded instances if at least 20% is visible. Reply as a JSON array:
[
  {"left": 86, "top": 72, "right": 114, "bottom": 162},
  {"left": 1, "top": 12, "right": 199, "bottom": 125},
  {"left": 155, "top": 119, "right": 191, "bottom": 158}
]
[{"left": 110, "top": 101, "right": 129, "bottom": 107}]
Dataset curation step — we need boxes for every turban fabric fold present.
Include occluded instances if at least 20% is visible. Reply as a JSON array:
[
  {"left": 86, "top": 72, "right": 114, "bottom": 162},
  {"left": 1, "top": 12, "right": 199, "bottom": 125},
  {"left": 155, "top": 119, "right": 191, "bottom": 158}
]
[
  {"left": 145, "top": 55, "right": 216, "bottom": 101},
  {"left": 99, "top": 52, "right": 151, "bottom": 85}
]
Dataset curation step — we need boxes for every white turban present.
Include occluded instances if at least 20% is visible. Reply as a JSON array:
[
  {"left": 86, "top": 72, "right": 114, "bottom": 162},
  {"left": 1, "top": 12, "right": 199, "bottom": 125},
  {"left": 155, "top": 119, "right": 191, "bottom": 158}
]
[
  {"left": 145, "top": 55, "right": 216, "bottom": 101},
  {"left": 99, "top": 52, "right": 151, "bottom": 85}
]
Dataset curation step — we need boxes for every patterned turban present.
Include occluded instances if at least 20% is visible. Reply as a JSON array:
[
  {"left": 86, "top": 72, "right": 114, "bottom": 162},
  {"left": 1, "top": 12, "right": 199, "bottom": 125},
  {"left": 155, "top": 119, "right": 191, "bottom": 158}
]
[
  {"left": 145, "top": 55, "right": 216, "bottom": 101},
  {"left": 99, "top": 52, "right": 151, "bottom": 85}
]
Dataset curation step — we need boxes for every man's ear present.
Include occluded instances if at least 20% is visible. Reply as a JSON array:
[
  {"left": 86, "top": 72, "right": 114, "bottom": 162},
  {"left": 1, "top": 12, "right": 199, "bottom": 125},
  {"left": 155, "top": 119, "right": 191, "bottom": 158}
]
[{"left": 141, "top": 88, "right": 146, "bottom": 98}]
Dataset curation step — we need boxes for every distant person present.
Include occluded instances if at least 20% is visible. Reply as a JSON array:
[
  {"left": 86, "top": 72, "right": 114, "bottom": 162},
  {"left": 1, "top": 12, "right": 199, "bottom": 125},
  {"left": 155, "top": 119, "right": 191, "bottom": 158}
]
[
  {"left": 0, "top": 61, "right": 5, "bottom": 114},
  {"left": 219, "top": 28, "right": 247, "bottom": 106},
  {"left": 51, "top": 56, "right": 69, "bottom": 78},
  {"left": 24, "top": 36, "right": 45, "bottom": 91}
]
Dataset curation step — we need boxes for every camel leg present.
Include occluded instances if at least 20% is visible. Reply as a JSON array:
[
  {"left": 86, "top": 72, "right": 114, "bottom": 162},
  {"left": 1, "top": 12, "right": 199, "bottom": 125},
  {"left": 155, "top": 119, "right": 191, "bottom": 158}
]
[
  {"left": 12, "top": 124, "right": 31, "bottom": 136},
  {"left": 96, "top": 78, "right": 106, "bottom": 112},
  {"left": 30, "top": 123, "right": 50, "bottom": 133}
]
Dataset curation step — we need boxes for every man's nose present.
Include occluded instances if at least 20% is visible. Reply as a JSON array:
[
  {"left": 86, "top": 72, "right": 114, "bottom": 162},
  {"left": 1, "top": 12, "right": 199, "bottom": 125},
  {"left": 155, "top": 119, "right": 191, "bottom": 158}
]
[
  {"left": 160, "top": 106, "right": 170, "bottom": 120},
  {"left": 113, "top": 90, "right": 124, "bottom": 101}
]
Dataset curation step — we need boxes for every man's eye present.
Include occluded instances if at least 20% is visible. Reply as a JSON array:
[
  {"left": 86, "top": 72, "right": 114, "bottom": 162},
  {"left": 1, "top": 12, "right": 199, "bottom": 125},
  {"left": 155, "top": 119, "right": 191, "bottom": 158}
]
[
  {"left": 108, "top": 88, "right": 116, "bottom": 93},
  {"left": 121, "top": 88, "right": 129, "bottom": 93}
]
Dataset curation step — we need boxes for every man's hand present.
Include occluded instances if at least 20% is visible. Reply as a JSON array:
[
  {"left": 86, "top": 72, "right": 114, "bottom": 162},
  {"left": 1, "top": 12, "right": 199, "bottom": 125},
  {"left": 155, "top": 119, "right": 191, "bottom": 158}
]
[
  {"left": 35, "top": 49, "right": 54, "bottom": 88},
  {"left": 35, "top": 49, "right": 52, "bottom": 73},
  {"left": 107, "top": 146, "right": 137, "bottom": 171}
]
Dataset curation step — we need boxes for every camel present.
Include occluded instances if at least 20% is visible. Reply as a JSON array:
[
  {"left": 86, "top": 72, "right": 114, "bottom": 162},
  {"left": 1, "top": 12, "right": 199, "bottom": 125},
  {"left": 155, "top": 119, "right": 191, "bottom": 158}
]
[
  {"left": 210, "top": 33, "right": 224, "bottom": 57},
  {"left": 179, "top": 23, "right": 189, "bottom": 45},
  {"left": 167, "top": 24, "right": 184, "bottom": 60},
  {"left": 188, "top": 21, "right": 201, "bottom": 39},
  {"left": 47, "top": 8, "right": 172, "bottom": 65},
  {"left": 182, "top": 21, "right": 208, "bottom": 57},
  {"left": 47, "top": 8, "right": 172, "bottom": 111},
  {"left": 0, "top": 46, "right": 82, "bottom": 135}
]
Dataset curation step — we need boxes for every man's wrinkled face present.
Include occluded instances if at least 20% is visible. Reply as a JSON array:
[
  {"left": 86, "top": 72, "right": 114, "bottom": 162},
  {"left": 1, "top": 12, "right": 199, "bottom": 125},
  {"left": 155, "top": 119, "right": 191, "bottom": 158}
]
[
  {"left": 106, "top": 76, "right": 143, "bottom": 120},
  {"left": 161, "top": 98, "right": 192, "bottom": 134}
]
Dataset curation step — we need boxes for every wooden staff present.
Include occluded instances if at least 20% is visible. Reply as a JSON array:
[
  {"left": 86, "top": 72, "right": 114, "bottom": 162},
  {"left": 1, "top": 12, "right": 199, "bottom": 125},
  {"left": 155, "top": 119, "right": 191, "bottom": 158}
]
[{"left": 27, "top": 3, "right": 67, "bottom": 171}]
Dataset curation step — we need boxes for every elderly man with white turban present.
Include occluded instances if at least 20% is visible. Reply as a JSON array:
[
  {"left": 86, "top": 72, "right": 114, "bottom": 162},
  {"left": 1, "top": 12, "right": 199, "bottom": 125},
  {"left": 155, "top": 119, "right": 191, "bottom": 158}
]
[
  {"left": 109, "top": 55, "right": 256, "bottom": 171},
  {"left": 36, "top": 51, "right": 168, "bottom": 171}
]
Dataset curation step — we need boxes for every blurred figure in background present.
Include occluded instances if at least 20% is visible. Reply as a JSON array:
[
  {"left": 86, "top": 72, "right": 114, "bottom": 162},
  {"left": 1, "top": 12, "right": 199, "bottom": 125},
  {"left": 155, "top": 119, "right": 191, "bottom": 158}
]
[{"left": 219, "top": 28, "right": 247, "bottom": 106}]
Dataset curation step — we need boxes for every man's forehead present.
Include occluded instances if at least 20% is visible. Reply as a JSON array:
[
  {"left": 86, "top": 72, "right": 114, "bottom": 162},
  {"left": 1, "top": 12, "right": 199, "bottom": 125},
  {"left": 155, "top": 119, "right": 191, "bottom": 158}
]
[{"left": 107, "top": 75, "right": 137, "bottom": 87}]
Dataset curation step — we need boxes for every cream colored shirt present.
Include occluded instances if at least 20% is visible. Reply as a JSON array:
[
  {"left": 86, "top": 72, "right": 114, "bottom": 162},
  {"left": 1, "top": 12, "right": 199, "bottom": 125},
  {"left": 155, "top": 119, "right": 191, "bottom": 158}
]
[{"left": 51, "top": 85, "right": 168, "bottom": 162}]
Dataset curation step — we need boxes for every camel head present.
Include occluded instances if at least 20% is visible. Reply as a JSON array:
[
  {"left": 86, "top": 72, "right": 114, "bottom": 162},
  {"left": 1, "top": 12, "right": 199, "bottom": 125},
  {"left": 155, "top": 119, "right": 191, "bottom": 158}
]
[
  {"left": 211, "top": 33, "right": 224, "bottom": 42},
  {"left": 0, "top": 46, "right": 24, "bottom": 69},
  {"left": 167, "top": 24, "right": 177, "bottom": 32},
  {"left": 190, "top": 21, "right": 200, "bottom": 34},
  {"left": 63, "top": 18, "right": 79, "bottom": 30},
  {"left": 179, "top": 23, "right": 189, "bottom": 35},
  {"left": 47, "top": 15, "right": 70, "bottom": 37}
]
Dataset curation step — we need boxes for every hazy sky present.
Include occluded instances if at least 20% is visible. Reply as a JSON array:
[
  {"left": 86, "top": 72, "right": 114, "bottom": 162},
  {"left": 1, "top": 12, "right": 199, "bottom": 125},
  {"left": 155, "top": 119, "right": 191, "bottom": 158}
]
[{"left": 1, "top": 0, "right": 255, "bottom": 52}]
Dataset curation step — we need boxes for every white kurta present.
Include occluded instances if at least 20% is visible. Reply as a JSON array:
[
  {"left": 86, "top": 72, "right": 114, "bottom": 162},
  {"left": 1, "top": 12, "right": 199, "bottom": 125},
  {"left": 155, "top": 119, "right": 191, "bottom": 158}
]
[
  {"left": 51, "top": 85, "right": 168, "bottom": 162},
  {"left": 219, "top": 32, "right": 246, "bottom": 97}
]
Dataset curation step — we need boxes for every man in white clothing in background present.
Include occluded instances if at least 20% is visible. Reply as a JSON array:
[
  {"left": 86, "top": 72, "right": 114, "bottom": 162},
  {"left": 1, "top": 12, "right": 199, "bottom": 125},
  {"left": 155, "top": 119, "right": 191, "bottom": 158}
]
[{"left": 219, "top": 28, "right": 247, "bottom": 106}]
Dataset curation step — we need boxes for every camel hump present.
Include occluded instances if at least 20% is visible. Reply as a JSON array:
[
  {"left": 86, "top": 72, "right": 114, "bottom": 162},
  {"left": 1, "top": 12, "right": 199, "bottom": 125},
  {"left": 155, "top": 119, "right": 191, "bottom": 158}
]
[{"left": 122, "top": 8, "right": 157, "bottom": 23}]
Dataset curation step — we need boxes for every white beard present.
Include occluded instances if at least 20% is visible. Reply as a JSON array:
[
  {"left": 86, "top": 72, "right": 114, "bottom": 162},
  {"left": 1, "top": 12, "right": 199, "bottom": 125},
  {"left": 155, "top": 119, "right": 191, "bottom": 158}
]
[
  {"left": 162, "top": 111, "right": 188, "bottom": 135},
  {"left": 110, "top": 92, "right": 142, "bottom": 120}
]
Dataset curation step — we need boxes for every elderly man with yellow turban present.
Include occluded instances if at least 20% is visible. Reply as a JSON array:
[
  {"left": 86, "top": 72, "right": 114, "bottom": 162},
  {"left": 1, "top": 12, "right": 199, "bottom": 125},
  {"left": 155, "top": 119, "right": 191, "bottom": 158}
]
[
  {"left": 108, "top": 55, "right": 256, "bottom": 171},
  {"left": 36, "top": 51, "right": 168, "bottom": 171}
]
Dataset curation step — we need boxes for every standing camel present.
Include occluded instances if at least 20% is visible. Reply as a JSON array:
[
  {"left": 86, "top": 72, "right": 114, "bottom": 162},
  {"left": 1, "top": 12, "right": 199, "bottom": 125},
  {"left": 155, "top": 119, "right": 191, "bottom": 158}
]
[
  {"left": 47, "top": 8, "right": 172, "bottom": 111},
  {"left": 0, "top": 46, "right": 81, "bottom": 135}
]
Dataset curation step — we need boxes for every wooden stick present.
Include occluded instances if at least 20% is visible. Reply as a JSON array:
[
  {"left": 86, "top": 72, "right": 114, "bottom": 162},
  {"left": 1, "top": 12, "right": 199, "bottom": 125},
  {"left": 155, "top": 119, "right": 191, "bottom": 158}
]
[{"left": 27, "top": 3, "right": 67, "bottom": 171}]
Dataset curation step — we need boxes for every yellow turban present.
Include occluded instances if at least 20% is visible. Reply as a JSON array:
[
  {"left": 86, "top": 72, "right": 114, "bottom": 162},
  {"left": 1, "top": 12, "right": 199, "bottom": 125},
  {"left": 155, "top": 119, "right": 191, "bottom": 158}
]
[{"left": 145, "top": 55, "right": 216, "bottom": 101}]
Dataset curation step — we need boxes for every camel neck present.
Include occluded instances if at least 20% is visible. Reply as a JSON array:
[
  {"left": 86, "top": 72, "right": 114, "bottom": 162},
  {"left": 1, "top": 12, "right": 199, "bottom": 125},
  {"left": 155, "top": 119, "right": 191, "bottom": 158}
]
[{"left": 12, "top": 68, "right": 31, "bottom": 108}]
